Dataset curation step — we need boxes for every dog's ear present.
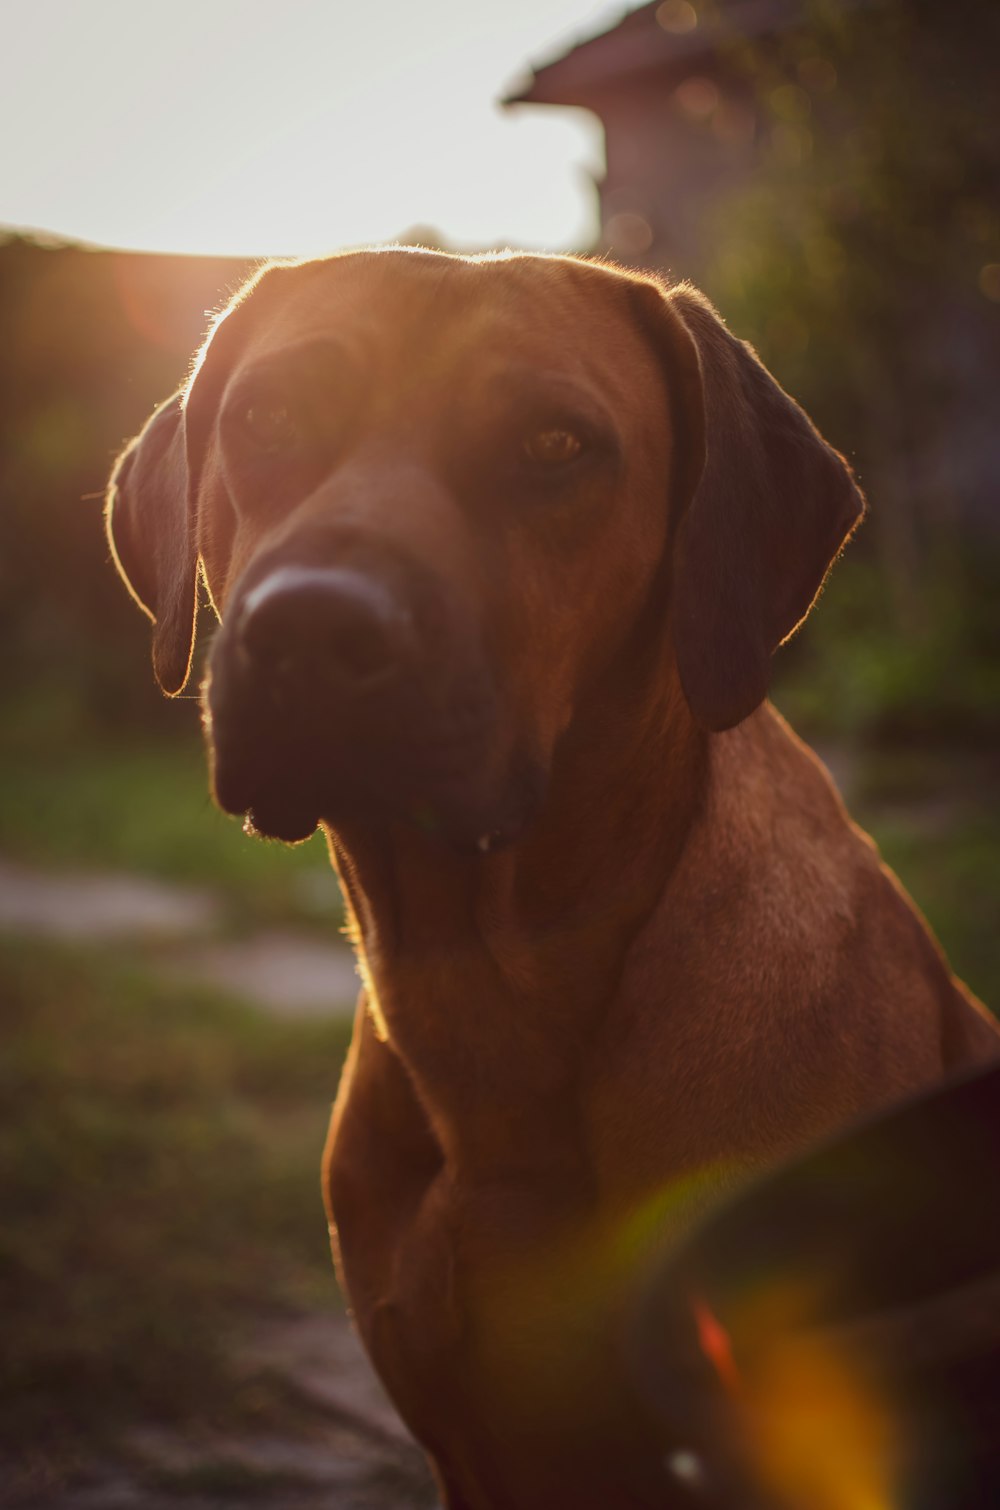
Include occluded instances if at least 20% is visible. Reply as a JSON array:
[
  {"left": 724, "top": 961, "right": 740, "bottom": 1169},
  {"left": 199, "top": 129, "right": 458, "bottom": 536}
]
[
  {"left": 105, "top": 267, "right": 280, "bottom": 694},
  {"left": 643, "top": 282, "right": 865, "bottom": 732},
  {"left": 105, "top": 393, "right": 197, "bottom": 696}
]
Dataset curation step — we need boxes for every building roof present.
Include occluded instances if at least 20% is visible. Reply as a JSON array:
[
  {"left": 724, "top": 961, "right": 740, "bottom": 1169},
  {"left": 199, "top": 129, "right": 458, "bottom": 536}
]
[{"left": 504, "top": 0, "right": 801, "bottom": 108}]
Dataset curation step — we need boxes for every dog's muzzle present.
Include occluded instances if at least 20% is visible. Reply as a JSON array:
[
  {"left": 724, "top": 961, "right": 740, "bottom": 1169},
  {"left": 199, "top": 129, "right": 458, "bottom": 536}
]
[
  {"left": 237, "top": 566, "right": 414, "bottom": 704},
  {"left": 204, "top": 550, "right": 541, "bottom": 848}
]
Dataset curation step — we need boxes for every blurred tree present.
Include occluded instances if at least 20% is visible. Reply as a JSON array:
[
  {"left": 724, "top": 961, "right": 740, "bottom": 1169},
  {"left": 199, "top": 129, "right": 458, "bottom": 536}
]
[
  {"left": 0, "top": 237, "right": 249, "bottom": 741},
  {"left": 703, "top": 0, "right": 1000, "bottom": 630}
]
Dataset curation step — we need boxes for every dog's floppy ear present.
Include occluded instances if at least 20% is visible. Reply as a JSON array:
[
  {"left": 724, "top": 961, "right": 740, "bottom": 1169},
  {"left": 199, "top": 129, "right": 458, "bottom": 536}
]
[
  {"left": 105, "top": 393, "right": 197, "bottom": 696},
  {"left": 646, "top": 282, "right": 865, "bottom": 732}
]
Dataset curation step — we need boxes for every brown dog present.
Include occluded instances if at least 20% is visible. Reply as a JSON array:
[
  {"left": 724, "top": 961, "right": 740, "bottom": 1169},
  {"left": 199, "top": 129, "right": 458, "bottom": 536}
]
[{"left": 106, "top": 249, "right": 999, "bottom": 1510}]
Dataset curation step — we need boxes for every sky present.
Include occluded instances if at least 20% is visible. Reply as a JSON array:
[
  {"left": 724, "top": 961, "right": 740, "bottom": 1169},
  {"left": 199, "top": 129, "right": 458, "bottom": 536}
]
[{"left": 0, "top": 0, "right": 622, "bottom": 257}]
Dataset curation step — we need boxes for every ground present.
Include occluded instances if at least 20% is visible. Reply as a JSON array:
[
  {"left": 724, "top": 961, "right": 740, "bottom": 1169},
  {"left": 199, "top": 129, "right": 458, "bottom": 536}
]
[
  {"left": 0, "top": 859, "right": 434, "bottom": 1509},
  {"left": 10, "top": 1314, "right": 435, "bottom": 1510}
]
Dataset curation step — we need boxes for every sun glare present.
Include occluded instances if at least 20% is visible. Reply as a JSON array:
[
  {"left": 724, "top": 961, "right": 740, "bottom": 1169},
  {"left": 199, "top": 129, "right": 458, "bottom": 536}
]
[{"left": 0, "top": 0, "right": 616, "bottom": 256}]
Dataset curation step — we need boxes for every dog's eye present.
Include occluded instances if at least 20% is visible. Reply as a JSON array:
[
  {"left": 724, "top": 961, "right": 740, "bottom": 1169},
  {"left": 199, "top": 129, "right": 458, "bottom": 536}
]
[
  {"left": 523, "top": 427, "right": 584, "bottom": 467},
  {"left": 242, "top": 402, "right": 298, "bottom": 452}
]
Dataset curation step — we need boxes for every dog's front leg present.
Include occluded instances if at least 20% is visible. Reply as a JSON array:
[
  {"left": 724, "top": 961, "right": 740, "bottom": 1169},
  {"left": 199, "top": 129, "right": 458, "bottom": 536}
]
[{"left": 324, "top": 1000, "right": 492, "bottom": 1506}]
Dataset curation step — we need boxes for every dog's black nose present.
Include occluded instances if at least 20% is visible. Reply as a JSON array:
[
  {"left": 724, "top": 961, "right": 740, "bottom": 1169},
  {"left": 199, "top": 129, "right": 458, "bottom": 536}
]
[{"left": 237, "top": 566, "right": 409, "bottom": 693}]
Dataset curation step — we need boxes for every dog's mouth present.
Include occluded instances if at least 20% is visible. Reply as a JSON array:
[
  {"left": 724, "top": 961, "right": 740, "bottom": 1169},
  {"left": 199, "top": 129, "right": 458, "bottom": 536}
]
[
  {"left": 205, "top": 687, "right": 539, "bottom": 852},
  {"left": 204, "top": 558, "right": 544, "bottom": 851}
]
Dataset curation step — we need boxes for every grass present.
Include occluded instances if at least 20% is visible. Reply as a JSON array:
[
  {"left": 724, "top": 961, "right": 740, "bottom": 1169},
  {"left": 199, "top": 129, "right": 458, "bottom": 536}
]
[
  {"left": 0, "top": 938, "right": 351, "bottom": 1450},
  {"left": 0, "top": 733, "right": 343, "bottom": 932}
]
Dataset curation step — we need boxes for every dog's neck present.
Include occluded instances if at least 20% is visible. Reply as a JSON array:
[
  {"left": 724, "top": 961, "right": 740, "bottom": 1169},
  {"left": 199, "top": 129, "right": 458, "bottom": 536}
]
[{"left": 325, "top": 657, "right": 706, "bottom": 1181}]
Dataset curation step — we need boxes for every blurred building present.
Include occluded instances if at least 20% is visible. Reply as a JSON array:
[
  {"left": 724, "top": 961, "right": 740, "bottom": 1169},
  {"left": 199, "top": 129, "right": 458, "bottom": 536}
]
[{"left": 506, "top": 0, "right": 801, "bottom": 280}]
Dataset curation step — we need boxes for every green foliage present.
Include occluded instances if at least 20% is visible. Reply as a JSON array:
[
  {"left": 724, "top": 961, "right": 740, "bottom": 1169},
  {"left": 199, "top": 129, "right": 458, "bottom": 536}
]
[
  {"left": 0, "top": 940, "right": 350, "bottom": 1444},
  {"left": 773, "top": 549, "right": 1000, "bottom": 744},
  {"left": 702, "top": 0, "right": 1000, "bottom": 706},
  {"left": 705, "top": 0, "right": 1000, "bottom": 410}
]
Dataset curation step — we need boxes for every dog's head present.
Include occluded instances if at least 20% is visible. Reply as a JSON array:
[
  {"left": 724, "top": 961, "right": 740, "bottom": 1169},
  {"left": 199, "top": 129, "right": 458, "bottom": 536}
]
[{"left": 106, "top": 249, "right": 863, "bottom": 847}]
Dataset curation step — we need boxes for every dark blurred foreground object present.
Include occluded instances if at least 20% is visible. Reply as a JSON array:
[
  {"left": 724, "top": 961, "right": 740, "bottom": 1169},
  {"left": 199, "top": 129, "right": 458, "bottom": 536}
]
[{"left": 634, "top": 1064, "right": 1000, "bottom": 1509}]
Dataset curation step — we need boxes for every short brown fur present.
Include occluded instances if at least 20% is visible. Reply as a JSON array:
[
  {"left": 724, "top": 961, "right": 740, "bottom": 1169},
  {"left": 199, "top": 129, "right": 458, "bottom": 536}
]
[{"left": 105, "top": 249, "right": 999, "bottom": 1510}]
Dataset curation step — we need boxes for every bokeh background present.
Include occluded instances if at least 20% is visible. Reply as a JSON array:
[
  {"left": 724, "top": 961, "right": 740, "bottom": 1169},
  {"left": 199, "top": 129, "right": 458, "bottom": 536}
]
[{"left": 2, "top": 0, "right": 998, "bottom": 1503}]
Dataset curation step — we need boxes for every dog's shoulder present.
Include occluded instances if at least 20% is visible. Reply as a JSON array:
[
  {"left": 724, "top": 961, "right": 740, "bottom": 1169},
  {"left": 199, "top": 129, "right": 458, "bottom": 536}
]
[
  {"left": 585, "top": 703, "right": 998, "bottom": 1198},
  {"left": 664, "top": 703, "right": 996, "bottom": 1059}
]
